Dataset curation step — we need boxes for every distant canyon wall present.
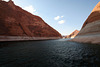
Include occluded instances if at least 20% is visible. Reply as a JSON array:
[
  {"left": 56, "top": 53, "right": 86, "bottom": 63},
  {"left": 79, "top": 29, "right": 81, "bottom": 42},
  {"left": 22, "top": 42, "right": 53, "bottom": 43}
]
[{"left": 65, "top": 30, "right": 79, "bottom": 38}]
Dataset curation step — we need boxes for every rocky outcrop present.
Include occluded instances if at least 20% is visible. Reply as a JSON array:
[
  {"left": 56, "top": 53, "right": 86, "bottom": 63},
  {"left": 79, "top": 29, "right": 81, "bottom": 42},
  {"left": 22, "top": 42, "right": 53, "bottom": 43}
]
[
  {"left": 0, "top": 0, "right": 62, "bottom": 41},
  {"left": 71, "top": 2, "right": 100, "bottom": 44},
  {"left": 65, "top": 30, "right": 79, "bottom": 38}
]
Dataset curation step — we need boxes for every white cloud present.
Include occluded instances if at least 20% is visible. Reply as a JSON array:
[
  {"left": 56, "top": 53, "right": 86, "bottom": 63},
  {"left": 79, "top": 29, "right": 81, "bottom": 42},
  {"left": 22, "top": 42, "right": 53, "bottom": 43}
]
[
  {"left": 54, "top": 16, "right": 64, "bottom": 20},
  {"left": 58, "top": 20, "right": 65, "bottom": 24},
  {"left": 54, "top": 16, "right": 65, "bottom": 24},
  {"left": 24, "top": 5, "right": 38, "bottom": 15},
  {"left": 54, "top": 16, "right": 60, "bottom": 20}
]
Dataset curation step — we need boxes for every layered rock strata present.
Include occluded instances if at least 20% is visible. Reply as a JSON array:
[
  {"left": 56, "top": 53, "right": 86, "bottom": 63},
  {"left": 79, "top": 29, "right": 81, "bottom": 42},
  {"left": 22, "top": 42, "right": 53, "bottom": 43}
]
[{"left": 71, "top": 2, "right": 100, "bottom": 44}]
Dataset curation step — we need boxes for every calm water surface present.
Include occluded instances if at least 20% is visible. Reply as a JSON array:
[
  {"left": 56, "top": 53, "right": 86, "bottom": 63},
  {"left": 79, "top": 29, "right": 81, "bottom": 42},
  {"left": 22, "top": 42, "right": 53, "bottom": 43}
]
[{"left": 0, "top": 39, "right": 100, "bottom": 67}]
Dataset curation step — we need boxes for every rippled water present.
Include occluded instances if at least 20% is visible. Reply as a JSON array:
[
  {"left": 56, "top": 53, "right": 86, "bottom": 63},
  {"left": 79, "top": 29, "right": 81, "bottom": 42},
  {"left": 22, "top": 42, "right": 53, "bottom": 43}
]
[{"left": 0, "top": 39, "right": 100, "bottom": 67}]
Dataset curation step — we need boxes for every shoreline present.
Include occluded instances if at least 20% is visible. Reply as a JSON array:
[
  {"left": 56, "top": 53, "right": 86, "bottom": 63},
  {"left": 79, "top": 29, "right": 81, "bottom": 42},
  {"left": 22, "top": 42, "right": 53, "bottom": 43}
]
[
  {"left": 0, "top": 36, "right": 61, "bottom": 41},
  {"left": 70, "top": 20, "right": 100, "bottom": 45}
]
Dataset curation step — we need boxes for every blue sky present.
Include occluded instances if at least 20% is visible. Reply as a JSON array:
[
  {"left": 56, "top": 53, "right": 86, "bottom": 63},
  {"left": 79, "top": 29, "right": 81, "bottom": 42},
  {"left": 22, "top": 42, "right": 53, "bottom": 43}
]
[{"left": 4, "top": 0, "right": 100, "bottom": 35}]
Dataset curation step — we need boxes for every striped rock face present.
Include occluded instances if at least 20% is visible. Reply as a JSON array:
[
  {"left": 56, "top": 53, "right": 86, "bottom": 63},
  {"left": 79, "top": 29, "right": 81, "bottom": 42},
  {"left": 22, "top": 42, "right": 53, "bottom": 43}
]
[
  {"left": 82, "top": 2, "right": 100, "bottom": 28},
  {"left": 0, "top": 1, "right": 62, "bottom": 38},
  {"left": 71, "top": 2, "right": 100, "bottom": 44}
]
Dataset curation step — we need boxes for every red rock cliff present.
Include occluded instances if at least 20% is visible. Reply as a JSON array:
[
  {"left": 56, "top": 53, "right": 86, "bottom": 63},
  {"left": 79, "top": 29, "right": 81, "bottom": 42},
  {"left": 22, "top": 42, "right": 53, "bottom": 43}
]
[
  {"left": 82, "top": 2, "right": 100, "bottom": 28},
  {"left": 0, "top": 0, "right": 62, "bottom": 38}
]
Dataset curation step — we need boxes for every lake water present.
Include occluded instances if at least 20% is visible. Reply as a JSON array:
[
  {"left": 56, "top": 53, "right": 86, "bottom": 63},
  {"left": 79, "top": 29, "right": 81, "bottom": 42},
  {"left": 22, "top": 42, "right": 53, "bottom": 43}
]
[{"left": 0, "top": 39, "right": 100, "bottom": 67}]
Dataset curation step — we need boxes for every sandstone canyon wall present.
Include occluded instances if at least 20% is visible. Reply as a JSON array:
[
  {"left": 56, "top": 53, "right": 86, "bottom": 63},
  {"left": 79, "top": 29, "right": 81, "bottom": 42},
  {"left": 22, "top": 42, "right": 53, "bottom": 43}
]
[
  {"left": 0, "top": 0, "right": 62, "bottom": 41},
  {"left": 71, "top": 2, "right": 100, "bottom": 44},
  {"left": 65, "top": 30, "right": 79, "bottom": 38}
]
